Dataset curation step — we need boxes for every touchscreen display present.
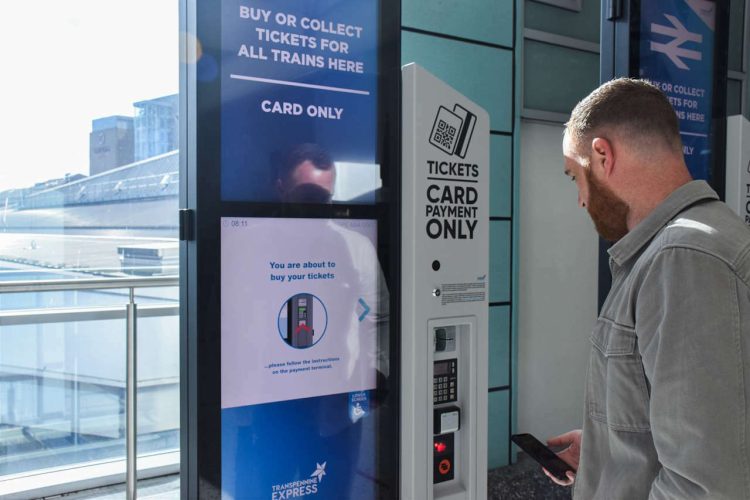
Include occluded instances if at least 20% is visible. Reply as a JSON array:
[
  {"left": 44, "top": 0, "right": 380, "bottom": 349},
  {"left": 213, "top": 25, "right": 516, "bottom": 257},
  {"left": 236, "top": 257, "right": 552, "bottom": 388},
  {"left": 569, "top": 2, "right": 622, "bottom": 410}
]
[{"left": 221, "top": 217, "right": 385, "bottom": 498}]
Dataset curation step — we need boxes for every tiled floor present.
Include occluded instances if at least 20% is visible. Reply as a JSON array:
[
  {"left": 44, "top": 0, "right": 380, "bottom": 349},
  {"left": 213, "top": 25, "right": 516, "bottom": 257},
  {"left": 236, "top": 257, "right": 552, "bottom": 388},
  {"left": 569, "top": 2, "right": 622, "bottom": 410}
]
[{"left": 51, "top": 457, "right": 571, "bottom": 500}]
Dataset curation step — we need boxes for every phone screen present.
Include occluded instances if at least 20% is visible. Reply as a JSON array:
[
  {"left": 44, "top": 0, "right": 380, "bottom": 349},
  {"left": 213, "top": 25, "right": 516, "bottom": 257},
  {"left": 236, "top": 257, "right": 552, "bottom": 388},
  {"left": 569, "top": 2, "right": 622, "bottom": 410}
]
[{"left": 510, "top": 433, "right": 574, "bottom": 481}]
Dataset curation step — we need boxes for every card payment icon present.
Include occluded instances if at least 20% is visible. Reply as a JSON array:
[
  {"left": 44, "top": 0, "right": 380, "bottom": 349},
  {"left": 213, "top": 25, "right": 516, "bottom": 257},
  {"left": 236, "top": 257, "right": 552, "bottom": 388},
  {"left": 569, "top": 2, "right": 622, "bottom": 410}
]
[{"left": 429, "top": 104, "right": 477, "bottom": 158}]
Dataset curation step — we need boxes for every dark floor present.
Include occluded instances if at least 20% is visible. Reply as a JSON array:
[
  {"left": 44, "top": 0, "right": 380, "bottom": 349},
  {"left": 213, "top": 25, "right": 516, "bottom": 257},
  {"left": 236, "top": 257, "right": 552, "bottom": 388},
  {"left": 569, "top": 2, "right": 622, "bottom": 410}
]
[
  {"left": 489, "top": 454, "right": 573, "bottom": 500},
  {"left": 51, "top": 455, "right": 571, "bottom": 499}
]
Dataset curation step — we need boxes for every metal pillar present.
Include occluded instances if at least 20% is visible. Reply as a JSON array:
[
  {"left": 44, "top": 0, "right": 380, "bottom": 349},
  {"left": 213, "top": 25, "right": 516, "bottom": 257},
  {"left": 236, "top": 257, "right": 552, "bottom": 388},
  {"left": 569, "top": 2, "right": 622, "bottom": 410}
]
[{"left": 126, "top": 288, "right": 137, "bottom": 500}]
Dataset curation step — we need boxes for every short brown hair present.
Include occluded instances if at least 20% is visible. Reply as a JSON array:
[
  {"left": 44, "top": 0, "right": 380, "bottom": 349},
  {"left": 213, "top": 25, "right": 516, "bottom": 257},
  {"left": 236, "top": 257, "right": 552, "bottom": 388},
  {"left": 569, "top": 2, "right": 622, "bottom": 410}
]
[{"left": 566, "top": 78, "right": 682, "bottom": 156}]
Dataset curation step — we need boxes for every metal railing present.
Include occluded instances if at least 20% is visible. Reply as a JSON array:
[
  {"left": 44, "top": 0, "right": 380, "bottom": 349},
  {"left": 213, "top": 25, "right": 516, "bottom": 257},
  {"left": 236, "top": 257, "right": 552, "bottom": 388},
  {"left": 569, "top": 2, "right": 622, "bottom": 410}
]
[{"left": 0, "top": 275, "right": 179, "bottom": 500}]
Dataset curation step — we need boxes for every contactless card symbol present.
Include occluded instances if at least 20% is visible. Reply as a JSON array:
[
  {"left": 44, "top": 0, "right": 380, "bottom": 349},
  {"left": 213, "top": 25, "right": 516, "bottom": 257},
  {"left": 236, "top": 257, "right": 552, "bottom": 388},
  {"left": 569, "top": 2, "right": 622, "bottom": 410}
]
[{"left": 429, "top": 104, "right": 477, "bottom": 158}]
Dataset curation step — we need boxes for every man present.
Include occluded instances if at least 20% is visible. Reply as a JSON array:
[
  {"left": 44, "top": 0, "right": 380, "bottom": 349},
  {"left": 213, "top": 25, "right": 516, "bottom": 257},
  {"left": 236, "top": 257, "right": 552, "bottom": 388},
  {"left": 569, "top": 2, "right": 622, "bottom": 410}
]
[
  {"left": 546, "top": 78, "right": 750, "bottom": 499},
  {"left": 276, "top": 143, "right": 336, "bottom": 204}
]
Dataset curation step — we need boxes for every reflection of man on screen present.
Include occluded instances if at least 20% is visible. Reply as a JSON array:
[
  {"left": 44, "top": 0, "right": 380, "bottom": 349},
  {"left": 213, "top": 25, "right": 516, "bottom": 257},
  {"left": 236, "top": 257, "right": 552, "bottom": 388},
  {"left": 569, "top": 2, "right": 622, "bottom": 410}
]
[{"left": 276, "top": 143, "right": 336, "bottom": 203}]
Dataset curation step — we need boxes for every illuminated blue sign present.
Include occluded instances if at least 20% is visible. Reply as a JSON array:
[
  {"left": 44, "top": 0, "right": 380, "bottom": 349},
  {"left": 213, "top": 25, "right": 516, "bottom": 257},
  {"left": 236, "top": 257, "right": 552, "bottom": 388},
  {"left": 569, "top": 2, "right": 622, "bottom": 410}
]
[
  {"left": 639, "top": 0, "right": 716, "bottom": 181},
  {"left": 220, "top": 0, "right": 379, "bottom": 203}
]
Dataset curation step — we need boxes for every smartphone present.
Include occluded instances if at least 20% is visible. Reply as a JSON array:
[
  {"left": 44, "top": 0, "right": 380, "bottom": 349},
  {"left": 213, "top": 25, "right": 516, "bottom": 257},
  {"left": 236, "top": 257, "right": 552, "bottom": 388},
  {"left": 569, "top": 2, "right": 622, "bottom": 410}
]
[{"left": 511, "top": 433, "right": 575, "bottom": 482}]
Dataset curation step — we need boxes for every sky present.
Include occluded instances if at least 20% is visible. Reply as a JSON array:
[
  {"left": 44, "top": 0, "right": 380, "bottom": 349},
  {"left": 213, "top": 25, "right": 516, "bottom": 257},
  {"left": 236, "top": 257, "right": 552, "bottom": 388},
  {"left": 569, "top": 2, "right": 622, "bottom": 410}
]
[{"left": 0, "top": 1, "right": 178, "bottom": 192}]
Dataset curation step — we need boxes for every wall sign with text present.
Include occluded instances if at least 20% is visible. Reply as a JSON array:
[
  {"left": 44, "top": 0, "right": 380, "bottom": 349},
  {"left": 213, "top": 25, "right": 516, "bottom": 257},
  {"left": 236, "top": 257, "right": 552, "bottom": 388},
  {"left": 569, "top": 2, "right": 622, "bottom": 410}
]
[{"left": 637, "top": 0, "right": 716, "bottom": 181}]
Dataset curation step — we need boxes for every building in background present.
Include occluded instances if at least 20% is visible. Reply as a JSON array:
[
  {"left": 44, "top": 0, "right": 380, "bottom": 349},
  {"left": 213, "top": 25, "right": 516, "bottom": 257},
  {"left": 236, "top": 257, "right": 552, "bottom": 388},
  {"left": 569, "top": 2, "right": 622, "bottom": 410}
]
[
  {"left": 134, "top": 94, "right": 179, "bottom": 162},
  {"left": 89, "top": 116, "right": 135, "bottom": 176},
  {"left": 89, "top": 94, "right": 180, "bottom": 177}
]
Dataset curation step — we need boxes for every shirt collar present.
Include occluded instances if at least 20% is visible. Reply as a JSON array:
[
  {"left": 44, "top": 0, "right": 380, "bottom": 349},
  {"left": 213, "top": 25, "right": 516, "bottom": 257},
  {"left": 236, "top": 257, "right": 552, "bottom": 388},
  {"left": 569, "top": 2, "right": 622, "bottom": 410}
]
[{"left": 608, "top": 180, "right": 719, "bottom": 266}]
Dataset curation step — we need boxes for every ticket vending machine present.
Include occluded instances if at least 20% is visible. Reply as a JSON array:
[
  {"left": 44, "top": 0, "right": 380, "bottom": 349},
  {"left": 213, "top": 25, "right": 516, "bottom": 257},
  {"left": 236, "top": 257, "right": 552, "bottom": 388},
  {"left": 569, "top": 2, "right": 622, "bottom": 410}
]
[
  {"left": 401, "top": 64, "right": 490, "bottom": 500},
  {"left": 181, "top": 0, "right": 402, "bottom": 497},
  {"left": 181, "top": 0, "right": 489, "bottom": 495}
]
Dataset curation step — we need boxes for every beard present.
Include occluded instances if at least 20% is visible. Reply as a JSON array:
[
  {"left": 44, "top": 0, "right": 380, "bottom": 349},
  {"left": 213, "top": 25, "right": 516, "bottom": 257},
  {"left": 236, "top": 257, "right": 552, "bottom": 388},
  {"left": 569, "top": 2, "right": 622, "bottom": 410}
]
[{"left": 585, "top": 170, "right": 629, "bottom": 242}]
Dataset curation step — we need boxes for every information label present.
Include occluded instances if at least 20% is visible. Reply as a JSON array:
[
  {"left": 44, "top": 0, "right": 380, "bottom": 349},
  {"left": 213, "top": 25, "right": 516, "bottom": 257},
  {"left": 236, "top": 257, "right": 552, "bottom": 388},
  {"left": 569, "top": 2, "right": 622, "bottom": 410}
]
[
  {"left": 221, "top": 217, "right": 382, "bottom": 407},
  {"left": 639, "top": 0, "right": 716, "bottom": 181},
  {"left": 221, "top": 0, "right": 380, "bottom": 203}
]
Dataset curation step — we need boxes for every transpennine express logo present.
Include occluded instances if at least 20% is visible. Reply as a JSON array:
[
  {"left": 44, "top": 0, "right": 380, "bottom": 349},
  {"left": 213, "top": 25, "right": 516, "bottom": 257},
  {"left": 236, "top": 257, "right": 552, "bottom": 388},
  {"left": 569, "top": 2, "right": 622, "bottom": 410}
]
[
  {"left": 311, "top": 462, "right": 327, "bottom": 483},
  {"left": 271, "top": 462, "right": 327, "bottom": 499}
]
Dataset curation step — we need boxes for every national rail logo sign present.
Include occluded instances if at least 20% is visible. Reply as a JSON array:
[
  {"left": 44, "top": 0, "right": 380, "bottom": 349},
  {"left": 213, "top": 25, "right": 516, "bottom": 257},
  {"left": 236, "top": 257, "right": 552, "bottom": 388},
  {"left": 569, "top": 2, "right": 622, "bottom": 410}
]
[
  {"left": 639, "top": 0, "right": 716, "bottom": 180},
  {"left": 429, "top": 104, "right": 477, "bottom": 158}
]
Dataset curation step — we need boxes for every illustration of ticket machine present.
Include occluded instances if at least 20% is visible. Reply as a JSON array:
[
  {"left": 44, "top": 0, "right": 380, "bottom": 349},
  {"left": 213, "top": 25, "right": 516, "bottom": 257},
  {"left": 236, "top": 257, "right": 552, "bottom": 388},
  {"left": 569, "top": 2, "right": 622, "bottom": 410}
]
[{"left": 286, "top": 293, "right": 315, "bottom": 348}]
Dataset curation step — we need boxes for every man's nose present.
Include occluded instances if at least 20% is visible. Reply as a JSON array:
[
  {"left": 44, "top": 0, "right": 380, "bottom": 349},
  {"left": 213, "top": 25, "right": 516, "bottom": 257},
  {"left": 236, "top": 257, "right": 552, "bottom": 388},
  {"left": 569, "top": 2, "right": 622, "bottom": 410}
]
[{"left": 578, "top": 193, "right": 585, "bottom": 208}]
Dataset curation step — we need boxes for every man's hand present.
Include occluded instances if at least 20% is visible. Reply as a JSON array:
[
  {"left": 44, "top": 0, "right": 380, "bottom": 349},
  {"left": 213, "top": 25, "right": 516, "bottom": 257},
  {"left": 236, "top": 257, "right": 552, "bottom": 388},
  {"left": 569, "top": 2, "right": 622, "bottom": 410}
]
[{"left": 542, "top": 429, "right": 582, "bottom": 487}]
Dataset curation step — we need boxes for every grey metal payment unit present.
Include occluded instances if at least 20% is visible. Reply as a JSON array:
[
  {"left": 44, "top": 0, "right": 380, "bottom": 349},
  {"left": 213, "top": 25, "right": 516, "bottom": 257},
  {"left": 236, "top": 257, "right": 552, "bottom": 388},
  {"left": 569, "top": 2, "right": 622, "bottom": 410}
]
[{"left": 401, "top": 63, "right": 490, "bottom": 500}]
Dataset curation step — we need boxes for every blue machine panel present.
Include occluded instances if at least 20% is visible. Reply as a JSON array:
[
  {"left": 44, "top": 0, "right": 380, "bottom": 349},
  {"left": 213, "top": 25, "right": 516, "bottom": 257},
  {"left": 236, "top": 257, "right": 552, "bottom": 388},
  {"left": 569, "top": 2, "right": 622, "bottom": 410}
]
[{"left": 222, "top": 392, "right": 376, "bottom": 499}]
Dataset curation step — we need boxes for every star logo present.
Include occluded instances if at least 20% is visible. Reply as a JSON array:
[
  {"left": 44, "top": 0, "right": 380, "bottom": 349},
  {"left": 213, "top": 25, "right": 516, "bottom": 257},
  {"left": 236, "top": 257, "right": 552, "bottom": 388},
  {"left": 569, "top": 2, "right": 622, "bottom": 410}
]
[{"left": 310, "top": 462, "right": 327, "bottom": 483}]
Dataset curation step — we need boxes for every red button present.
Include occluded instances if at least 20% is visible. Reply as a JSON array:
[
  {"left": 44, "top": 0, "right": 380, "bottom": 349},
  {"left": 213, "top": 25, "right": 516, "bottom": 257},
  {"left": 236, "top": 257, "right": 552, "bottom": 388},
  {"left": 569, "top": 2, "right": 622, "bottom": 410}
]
[{"left": 438, "top": 459, "right": 451, "bottom": 475}]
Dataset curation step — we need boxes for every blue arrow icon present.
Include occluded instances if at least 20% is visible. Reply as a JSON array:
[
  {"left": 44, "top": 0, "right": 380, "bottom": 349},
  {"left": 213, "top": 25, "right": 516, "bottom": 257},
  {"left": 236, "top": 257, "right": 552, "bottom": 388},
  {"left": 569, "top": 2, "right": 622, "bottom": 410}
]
[{"left": 357, "top": 298, "right": 370, "bottom": 322}]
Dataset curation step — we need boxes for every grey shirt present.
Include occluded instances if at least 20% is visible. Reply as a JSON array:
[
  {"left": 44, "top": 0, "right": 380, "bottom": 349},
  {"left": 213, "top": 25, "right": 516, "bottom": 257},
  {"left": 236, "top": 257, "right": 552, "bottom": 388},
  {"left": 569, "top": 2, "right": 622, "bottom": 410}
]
[{"left": 574, "top": 181, "right": 750, "bottom": 500}]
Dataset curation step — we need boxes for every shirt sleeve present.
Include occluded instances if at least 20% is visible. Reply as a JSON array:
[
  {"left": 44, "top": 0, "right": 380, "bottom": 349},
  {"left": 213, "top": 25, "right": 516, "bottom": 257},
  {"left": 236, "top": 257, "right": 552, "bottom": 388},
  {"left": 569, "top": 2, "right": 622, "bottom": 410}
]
[{"left": 635, "top": 247, "right": 750, "bottom": 500}]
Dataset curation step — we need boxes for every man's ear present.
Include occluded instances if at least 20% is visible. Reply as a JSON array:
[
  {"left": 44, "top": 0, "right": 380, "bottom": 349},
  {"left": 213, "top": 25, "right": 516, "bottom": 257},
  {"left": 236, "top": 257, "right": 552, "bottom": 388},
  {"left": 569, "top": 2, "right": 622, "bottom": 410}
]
[{"left": 590, "top": 137, "right": 615, "bottom": 178}]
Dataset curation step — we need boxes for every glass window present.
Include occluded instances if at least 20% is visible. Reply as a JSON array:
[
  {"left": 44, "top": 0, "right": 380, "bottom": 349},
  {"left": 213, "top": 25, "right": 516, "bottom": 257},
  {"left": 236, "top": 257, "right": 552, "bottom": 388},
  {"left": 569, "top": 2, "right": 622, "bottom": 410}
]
[{"left": 0, "top": 0, "right": 179, "bottom": 491}]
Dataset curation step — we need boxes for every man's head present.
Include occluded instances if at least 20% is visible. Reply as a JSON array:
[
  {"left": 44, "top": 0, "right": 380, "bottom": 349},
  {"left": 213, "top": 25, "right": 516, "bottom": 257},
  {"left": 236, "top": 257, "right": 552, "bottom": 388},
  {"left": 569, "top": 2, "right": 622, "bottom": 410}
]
[
  {"left": 276, "top": 143, "right": 336, "bottom": 203},
  {"left": 563, "top": 78, "right": 691, "bottom": 241}
]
